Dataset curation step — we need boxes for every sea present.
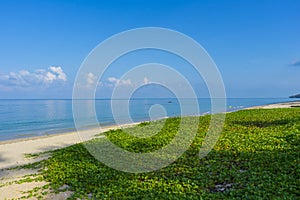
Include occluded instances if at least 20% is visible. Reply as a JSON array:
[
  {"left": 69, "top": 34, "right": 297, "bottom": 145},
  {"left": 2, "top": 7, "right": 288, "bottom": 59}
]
[{"left": 0, "top": 98, "right": 293, "bottom": 141}]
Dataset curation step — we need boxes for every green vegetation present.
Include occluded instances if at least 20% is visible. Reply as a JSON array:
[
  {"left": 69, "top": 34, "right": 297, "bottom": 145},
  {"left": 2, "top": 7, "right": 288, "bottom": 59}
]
[{"left": 36, "top": 108, "right": 299, "bottom": 199}]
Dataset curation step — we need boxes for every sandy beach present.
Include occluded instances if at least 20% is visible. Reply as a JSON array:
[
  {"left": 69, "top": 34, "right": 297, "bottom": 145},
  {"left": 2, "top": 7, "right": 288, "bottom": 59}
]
[
  {"left": 245, "top": 100, "right": 300, "bottom": 109},
  {"left": 0, "top": 101, "right": 299, "bottom": 199},
  {"left": 0, "top": 123, "right": 140, "bottom": 199},
  {"left": 0, "top": 123, "right": 140, "bottom": 170}
]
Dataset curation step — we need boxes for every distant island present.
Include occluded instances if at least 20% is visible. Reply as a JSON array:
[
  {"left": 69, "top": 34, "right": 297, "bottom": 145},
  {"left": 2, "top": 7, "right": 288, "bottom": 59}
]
[{"left": 289, "top": 94, "right": 300, "bottom": 98}]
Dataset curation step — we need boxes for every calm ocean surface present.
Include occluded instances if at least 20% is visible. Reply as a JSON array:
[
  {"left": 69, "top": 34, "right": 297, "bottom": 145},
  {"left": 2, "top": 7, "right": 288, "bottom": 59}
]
[{"left": 0, "top": 98, "right": 292, "bottom": 141}]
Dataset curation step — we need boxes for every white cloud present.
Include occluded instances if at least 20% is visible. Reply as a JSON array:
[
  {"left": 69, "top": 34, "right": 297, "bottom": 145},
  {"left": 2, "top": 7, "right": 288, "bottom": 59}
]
[
  {"left": 107, "top": 77, "right": 132, "bottom": 86},
  {"left": 87, "top": 73, "right": 97, "bottom": 85},
  {"left": 74, "top": 73, "right": 103, "bottom": 90},
  {"left": 143, "top": 77, "right": 150, "bottom": 84},
  {"left": 107, "top": 77, "right": 119, "bottom": 84},
  {"left": 49, "top": 66, "right": 67, "bottom": 81},
  {"left": 122, "top": 79, "right": 132, "bottom": 85},
  {"left": 0, "top": 66, "right": 67, "bottom": 88},
  {"left": 45, "top": 71, "right": 57, "bottom": 82}
]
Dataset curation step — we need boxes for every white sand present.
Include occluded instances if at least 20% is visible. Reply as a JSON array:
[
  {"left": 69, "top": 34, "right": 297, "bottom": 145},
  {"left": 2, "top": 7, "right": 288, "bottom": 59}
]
[
  {"left": 246, "top": 100, "right": 300, "bottom": 109},
  {"left": 0, "top": 123, "right": 138, "bottom": 170}
]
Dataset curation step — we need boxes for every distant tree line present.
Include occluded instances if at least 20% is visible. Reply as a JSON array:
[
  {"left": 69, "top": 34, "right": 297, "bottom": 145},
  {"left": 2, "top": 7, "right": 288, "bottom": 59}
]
[{"left": 290, "top": 93, "right": 300, "bottom": 98}]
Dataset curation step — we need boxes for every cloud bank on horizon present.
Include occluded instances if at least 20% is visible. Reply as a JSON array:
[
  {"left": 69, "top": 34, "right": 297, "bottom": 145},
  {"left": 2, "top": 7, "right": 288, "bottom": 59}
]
[
  {"left": 1, "top": 57, "right": 299, "bottom": 98},
  {"left": 82, "top": 72, "right": 151, "bottom": 89},
  {"left": 0, "top": 66, "right": 67, "bottom": 90}
]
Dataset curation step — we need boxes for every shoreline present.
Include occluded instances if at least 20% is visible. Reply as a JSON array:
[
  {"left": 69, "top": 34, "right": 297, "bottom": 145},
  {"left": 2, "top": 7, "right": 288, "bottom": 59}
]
[
  {"left": 0, "top": 123, "right": 138, "bottom": 146},
  {"left": 0, "top": 123, "right": 138, "bottom": 170},
  {"left": 0, "top": 98, "right": 294, "bottom": 144},
  {"left": 245, "top": 99, "right": 300, "bottom": 109},
  {"left": 0, "top": 100, "right": 300, "bottom": 170}
]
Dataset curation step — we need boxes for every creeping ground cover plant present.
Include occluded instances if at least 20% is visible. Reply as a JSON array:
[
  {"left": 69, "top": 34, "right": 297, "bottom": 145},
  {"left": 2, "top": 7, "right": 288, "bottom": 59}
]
[{"left": 34, "top": 108, "right": 300, "bottom": 199}]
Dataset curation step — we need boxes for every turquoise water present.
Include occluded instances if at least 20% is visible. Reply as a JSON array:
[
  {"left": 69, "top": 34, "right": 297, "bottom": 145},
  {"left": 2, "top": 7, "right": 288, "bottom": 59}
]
[{"left": 0, "top": 98, "right": 292, "bottom": 141}]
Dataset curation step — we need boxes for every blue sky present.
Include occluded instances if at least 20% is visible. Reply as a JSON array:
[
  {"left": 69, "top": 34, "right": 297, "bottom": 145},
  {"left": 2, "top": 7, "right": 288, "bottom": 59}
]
[{"left": 0, "top": 0, "right": 299, "bottom": 99}]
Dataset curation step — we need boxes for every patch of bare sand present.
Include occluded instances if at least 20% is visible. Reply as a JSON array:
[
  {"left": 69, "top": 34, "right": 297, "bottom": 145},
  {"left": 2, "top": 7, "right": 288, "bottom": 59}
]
[
  {"left": 0, "top": 160, "right": 74, "bottom": 199},
  {"left": 0, "top": 123, "right": 138, "bottom": 170},
  {"left": 246, "top": 100, "right": 300, "bottom": 109}
]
